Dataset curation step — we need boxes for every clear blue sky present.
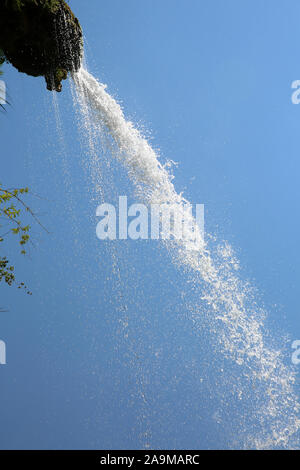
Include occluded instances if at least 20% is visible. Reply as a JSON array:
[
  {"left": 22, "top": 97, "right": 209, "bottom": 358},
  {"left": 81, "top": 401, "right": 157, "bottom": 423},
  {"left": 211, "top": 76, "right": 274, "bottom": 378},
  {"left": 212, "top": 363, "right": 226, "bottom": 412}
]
[{"left": 0, "top": 0, "right": 300, "bottom": 449}]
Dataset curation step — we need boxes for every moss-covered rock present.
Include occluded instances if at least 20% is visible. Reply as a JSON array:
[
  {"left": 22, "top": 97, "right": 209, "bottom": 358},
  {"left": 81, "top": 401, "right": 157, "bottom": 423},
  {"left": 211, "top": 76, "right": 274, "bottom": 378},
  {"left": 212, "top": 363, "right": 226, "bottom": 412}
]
[{"left": 0, "top": 0, "right": 83, "bottom": 91}]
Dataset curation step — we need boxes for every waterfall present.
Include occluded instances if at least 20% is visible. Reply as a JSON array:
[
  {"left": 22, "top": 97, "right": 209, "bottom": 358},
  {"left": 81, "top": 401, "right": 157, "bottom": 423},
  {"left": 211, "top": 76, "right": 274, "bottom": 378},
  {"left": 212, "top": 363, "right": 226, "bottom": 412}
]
[{"left": 71, "top": 66, "right": 300, "bottom": 449}]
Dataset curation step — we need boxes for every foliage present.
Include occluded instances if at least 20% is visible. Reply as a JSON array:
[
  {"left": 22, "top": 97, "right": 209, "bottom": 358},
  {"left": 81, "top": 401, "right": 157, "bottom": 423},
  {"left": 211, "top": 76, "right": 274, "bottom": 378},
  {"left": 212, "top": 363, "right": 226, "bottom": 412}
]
[
  {"left": 0, "top": 185, "right": 33, "bottom": 294},
  {"left": 0, "top": 57, "right": 47, "bottom": 300},
  {"left": 0, "top": 186, "right": 31, "bottom": 254},
  {"left": 0, "top": 44, "right": 48, "bottom": 300},
  {"left": 0, "top": 61, "right": 35, "bottom": 296}
]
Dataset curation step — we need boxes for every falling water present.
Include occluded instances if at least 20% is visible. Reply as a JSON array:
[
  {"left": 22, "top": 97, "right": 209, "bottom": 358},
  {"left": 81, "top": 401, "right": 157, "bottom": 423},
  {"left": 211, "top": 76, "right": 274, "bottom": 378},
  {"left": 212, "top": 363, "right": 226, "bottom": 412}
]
[{"left": 71, "top": 66, "right": 300, "bottom": 449}]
